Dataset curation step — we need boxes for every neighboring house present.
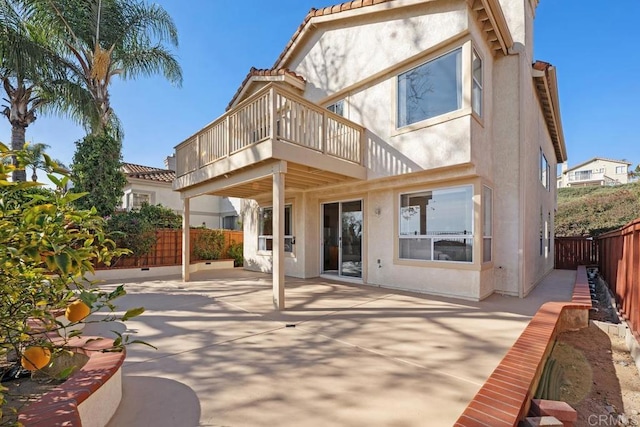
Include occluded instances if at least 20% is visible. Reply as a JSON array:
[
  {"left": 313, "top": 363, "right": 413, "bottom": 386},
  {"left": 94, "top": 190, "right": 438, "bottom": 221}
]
[
  {"left": 173, "top": 0, "right": 566, "bottom": 306},
  {"left": 557, "top": 158, "right": 632, "bottom": 188},
  {"left": 122, "top": 157, "right": 241, "bottom": 229}
]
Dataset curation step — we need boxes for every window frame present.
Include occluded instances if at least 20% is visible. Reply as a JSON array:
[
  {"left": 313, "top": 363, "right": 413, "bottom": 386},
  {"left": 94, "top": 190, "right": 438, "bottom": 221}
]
[
  {"left": 472, "top": 48, "right": 483, "bottom": 118},
  {"left": 326, "top": 100, "right": 345, "bottom": 117},
  {"left": 397, "top": 184, "right": 474, "bottom": 263},
  {"left": 258, "top": 204, "right": 294, "bottom": 253},
  {"left": 396, "top": 47, "right": 463, "bottom": 129},
  {"left": 540, "top": 149, "right": 550, "bottom": 190},
  {"left": 482, "top": 185, "right": 492, "bottom": 263},
  {"left": 615, "top": 165, "right": 627, "bottom": 174}
]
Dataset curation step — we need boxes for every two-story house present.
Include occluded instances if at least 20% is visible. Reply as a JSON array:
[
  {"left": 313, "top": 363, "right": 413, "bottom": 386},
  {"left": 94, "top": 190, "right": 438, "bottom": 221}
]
[
  {"left": 557, "top": 157, "right": 631, "bottom": 188},
  {"left": 173, "top": 0, "right": 566, "bottom": 308}
]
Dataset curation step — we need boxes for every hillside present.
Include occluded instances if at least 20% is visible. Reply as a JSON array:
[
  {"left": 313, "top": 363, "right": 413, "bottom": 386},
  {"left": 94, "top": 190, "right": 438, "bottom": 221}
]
[{"left": 555, "top": 182, "right": 640, "bottom": 237}]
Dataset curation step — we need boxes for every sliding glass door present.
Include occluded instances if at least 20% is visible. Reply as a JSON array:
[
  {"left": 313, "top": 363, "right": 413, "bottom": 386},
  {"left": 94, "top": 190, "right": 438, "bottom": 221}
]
[{"left": 322, "top": 200, "right": 362, "bottom": 278}]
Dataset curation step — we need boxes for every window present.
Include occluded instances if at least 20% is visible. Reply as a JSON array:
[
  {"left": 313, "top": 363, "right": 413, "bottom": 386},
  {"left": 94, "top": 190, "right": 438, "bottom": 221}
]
[
  {"left": 616, "top": 165, "right": 627, "bottom": 174},
  {"left": 327, "top": 100, "right": 344, "bottom": 117},
  {"left": 482, "top": 186, "right": 492, "bottom": 263},
  {"left": 540, "top": 149, "right": 550, "bottom": 189},
  {"left": 259, "top": 205, "right": 293, "bottom": 252},
  {"left": 539, "top": 207, "right": 544, "bottom": 256},
  {"left": 397, "top": 48, "right": 462, "bottom": 127},
  {"left": 572, "top": 170, "right": 591, "bottom": 181},
  {"left": 472, "top": 49, "right": 483, "bottom": 117},
  {"left": 222, "top": 215, "right": 238, "bottom": 230},
  {"left": 399, "top": 185, "right": 473, "bottom": 262},
  {"left": 130, "top": 192, "right": 150, "bottom": 210},
  {"left": 546, "top": 212, "right": 551, "bottom": 258}
]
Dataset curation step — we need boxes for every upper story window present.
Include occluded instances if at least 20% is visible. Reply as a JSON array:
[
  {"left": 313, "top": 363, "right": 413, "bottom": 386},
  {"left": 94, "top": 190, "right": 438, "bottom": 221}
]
[
  {"left": 540, "top": 149, "right": 550, "bottom": 190},
  {"left": 327, "top": 100, "right": 344, "bottom": 117},
  {"left": 616, "top": 165, "right": 627, "bottom": 174},
  {"left": 472, "top": 49, "right": 483, "bottom": 117},
  {"left": 397, "top": 48, "right": 462, "bottom": 127}
]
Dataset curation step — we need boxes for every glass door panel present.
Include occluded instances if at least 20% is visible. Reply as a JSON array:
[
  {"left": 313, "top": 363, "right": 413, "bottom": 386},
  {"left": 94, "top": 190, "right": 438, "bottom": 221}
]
[{"left": 340, "top": 201, "right": 362, "bottom": 278}]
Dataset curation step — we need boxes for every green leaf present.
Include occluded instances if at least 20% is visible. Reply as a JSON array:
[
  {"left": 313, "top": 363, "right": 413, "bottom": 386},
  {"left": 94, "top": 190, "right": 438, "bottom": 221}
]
[
  {"left": 54, "top": 252, "right": 71, "bottom": 274},
  {"left": 121, "top": 307, "right": 145, "bottom": 321},
  {"left": 58, "top": 366, "right": 76, "bottom": 380},
  {"left": 126, "top": 339, "right": 157, "bottom": 350}
]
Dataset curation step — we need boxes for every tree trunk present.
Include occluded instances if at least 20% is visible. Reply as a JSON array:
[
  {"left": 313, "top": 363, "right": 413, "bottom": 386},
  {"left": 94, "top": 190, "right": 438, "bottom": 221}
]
[{"left": 11, "top": 124, "right": 27, "bottom": 182}]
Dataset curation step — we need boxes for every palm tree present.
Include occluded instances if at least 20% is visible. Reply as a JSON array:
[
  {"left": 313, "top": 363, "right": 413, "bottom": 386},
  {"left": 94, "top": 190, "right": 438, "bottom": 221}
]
[
  {"left": 22, "top": 141, "right": 60, "bottom": 181},
  {"left": 28, "top": 0, "right": 183, "bottom": 137},
  {"left": 0, "top": 0, "right": 63, "bottom": 181}
]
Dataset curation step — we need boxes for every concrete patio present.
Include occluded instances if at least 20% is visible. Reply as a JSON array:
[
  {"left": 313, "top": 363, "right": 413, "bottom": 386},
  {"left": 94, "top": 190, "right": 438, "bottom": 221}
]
[{"left": 85, "top": 269, "right": 576, "bottom": 427}]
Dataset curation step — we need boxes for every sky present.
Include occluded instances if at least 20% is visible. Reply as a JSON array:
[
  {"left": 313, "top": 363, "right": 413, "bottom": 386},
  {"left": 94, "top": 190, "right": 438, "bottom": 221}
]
[{"left": 1, "top": 0, "right": 638, "bottom": 174}]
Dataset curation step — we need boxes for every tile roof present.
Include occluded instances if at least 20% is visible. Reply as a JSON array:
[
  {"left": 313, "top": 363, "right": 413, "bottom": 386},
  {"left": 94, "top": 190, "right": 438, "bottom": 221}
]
[
  {"left": 226, "top": 67, "right": 305, "bottom": 111},
  {"left": 273, "top": 0, "right": 395, "bottom": 68},
  {"left": 122, "top": 162, "right": 175, "bottom": 183}
]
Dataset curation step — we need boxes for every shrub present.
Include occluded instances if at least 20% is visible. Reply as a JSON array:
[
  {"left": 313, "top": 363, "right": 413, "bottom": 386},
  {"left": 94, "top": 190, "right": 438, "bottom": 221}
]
[
  {"left": 138, "top": 203, "right": 182, "bottom": 229},
  {"left": 0, "top": 143, "right": 146, "bottom": 411},
  {"left": 193, "top": 229, "right": 225, "bottom": 260},
  {"left": 105, "top": 210, "right": 157, "bottom": 259},
  {"left": 227, "top": 240, "right": 244, "bottom": 267}
]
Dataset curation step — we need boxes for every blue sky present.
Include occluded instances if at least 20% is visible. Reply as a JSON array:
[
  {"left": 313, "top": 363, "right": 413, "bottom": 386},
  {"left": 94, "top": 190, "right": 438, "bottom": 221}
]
[{"left": 2, "top": 1, "right": 638, "bottom": 172}]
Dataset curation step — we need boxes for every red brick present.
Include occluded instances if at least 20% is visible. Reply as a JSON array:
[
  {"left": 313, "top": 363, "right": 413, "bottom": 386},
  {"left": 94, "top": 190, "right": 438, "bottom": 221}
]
[{"left": 530, "top": 399, "right": 577, "bottom": 422}]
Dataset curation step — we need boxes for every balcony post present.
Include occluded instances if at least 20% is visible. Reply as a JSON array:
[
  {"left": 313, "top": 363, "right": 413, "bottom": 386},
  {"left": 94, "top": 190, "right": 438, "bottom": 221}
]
[
  {"left": 272, "top": 168, "right": 285, "bottom": 310},
  {"left": 182, "top": 197, "right": 191, "bottom": 282},
  {"left": 270, "top": 86, "right": 277, "bottom": 141},
  {"left": 322, "top": 111, "right": 328, "bottom": 154},
  {"left": 196, "top": 134, "right": 202, "bottom": 169},
  {"left": 226, "top": 116, "right": 231, "bottom": 157},
  {"left": 359, "top": 128, "right": 366, "bottom": 166}
]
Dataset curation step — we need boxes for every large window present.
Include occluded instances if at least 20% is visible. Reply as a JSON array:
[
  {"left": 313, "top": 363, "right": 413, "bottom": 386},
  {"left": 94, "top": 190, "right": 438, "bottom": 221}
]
[
  {"left": 616, "top": 165, "right": 627, "bottom": 174},
  {"left": 259, "top": 205, "right": 293, "bottom": 252},
  {"left": 482, "top": 186, "right": 492, "bottom": 263},
  {"left": 399, "top": 185, "right": 473, "bottom": 262},
  {"left": 472, "top": 49, "right": 483, "bottom": 117},
  {"left": 397, "top": 48, "right": 462, "bottom": 127}
]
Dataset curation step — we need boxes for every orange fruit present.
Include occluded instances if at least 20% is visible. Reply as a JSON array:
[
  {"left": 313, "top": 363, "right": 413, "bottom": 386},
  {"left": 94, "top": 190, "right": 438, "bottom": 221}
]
[
  {"left": 21, "top": 346, "right": 52, "bottom": 371},
  {"left": 65, "top": 300, "right": 91, "bottom": 322}
]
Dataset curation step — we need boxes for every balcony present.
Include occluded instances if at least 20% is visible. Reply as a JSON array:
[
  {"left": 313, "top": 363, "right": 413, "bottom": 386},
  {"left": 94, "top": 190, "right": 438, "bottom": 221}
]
[
  {"left": 567, "top": 171, "right": 617, "bottom": 187},
  {"left": 174, "top": 84, "right": 367, "bottom": 198}
]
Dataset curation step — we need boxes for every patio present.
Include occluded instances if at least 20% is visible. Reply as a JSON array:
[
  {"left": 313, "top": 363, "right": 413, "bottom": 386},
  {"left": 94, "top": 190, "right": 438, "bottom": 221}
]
[{"left": 85, "top": 269, "right": 576, "bottom": 426}]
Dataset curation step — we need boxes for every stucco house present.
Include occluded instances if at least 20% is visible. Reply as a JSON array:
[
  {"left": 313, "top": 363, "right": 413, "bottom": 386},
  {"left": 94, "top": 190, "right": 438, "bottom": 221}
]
[
  {"left": 122, "top": 159, "right": 241, "bottom": 229},
  {"left": 173, "top": 0, "right": 566, "bottom": 307},
  {"left": 556, "top": 157, "right": 631, "bottom": 188}
]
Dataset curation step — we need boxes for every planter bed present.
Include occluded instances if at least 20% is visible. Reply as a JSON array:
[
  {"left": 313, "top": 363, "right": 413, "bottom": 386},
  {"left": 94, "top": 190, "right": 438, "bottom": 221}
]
[{"left": 18, "top": 336, "right": 125, "bottom": 427}]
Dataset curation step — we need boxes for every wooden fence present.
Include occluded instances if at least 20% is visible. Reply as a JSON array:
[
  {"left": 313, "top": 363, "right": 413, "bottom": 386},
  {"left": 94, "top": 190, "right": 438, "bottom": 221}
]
[
  {"left": 598, "top": 218, "right": 640, "bottom": 339},
  {"left": 100, "top": 229, "right": 243, "bottom": 269},
  {"left": 554, "top": 236, "right": 599, "bottom": 270}
]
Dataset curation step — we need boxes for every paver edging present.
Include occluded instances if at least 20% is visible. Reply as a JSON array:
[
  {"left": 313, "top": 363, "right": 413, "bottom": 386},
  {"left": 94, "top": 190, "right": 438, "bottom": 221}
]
[{"left": 454, "top": 266, "right": 592, "bottom": 426}]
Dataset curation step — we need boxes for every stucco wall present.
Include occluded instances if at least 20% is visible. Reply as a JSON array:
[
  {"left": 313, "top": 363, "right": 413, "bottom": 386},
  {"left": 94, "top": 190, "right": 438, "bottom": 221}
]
[{"left": 289, "top": 0, "right": 467, "bottom": 100}]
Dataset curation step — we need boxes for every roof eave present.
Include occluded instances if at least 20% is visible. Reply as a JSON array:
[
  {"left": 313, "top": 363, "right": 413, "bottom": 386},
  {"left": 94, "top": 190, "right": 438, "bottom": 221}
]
[{"left": 533, "top": 63, "right": 567, "bottom": 163}]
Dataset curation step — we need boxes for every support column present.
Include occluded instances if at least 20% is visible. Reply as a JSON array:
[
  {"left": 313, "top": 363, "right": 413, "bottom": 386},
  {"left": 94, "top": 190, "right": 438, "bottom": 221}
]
[
  {"left": 182, "top": 197, "right": 190, "bottom": 282},
  {"left": 272, "top": 171, "right": 285, "bottom": 310}
]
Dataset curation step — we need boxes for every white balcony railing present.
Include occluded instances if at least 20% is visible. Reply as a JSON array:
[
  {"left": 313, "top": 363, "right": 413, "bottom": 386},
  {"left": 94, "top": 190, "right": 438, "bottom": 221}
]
[{"left": 175, "top": 84, "right": 365, "bottom": 178}]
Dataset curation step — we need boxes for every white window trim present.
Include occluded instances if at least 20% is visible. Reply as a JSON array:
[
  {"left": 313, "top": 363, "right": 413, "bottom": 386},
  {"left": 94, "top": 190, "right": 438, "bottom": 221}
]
[
  {"left": 257, "top": 204, "right": 294, "bottom": 254},
  {"left": 472, "top": 47, "right": 483, "bottom": 119},
  {"left": 482, "top": 185, "right": 492, "bottom": 264},
  {"left": 395, "top": 46, "right": 464, "bottom": 130},
  {"left": 397, "top": 184, "right": 474, "bottom": 264}
]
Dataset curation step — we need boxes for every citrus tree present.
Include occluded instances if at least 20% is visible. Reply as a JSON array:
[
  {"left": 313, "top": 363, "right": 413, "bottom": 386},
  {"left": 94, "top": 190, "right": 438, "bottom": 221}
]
[{"left": 0, "top": 143, "right": 145, "bottom": 419}]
